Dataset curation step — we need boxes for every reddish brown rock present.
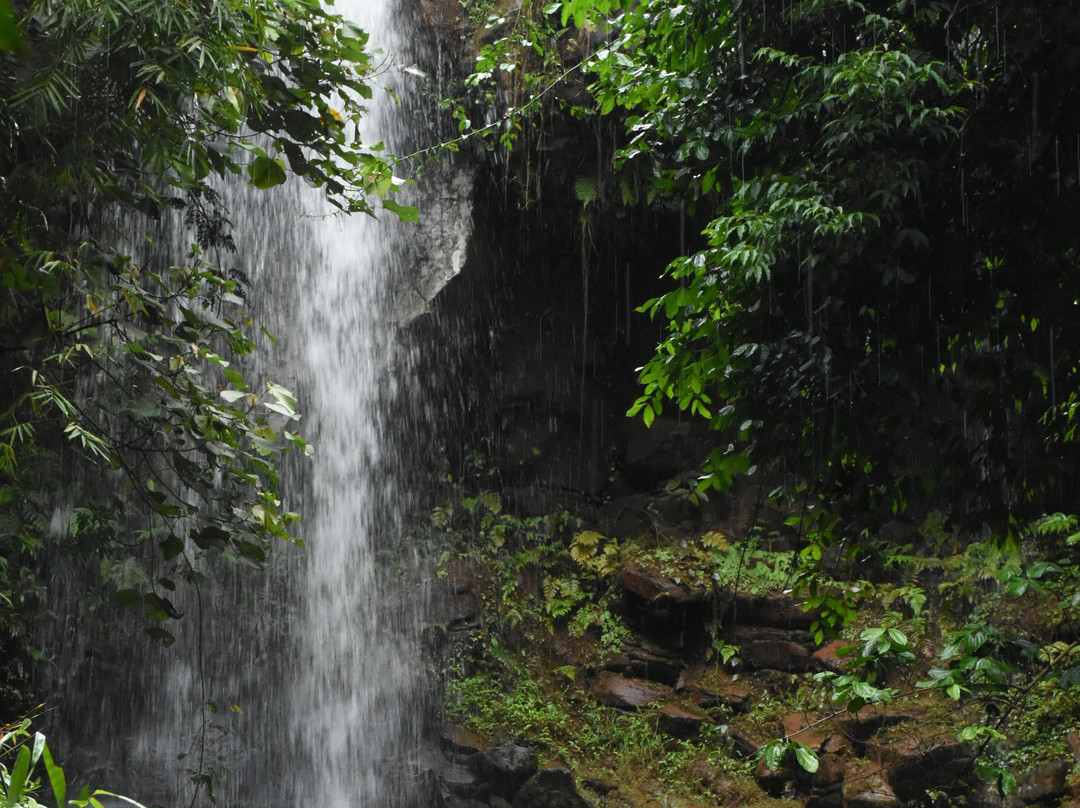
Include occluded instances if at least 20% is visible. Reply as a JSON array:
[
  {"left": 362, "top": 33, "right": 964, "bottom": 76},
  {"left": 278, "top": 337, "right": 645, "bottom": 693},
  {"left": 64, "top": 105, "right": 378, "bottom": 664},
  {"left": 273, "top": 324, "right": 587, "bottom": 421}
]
[
  {"left": 616, "top": 563, "right": 707, "bottom": 603},
  {"left": 727, "top": 720, "right": 768, "bottom": 759},
  {"left": 742, "top": 639, "right": 812, "bottom": 671},
  {"left": 743, "top": 592, "right": 818, "bottom": 629},
  {"left": 717, "top": 680, "right": 754, "bottom": 711},
  {"left": 805, "top": 753, "right": 847, "bottom": 789},
  {"left": 623, "top": 646, "right": 685, "bottom": 686},
  {"left": 1008, "top": 760, "right": 1070, "bottom": 807},
  {"left": 842, "top": 768, "right": 903, "bottom": 808},
  {"left": 590, "top": 671, "right": 671, "bottom": 710},
  {"left": 754, "top": 754, "right": 795, "bottom": 796},
  {"left": 675, "top": 672, "right": 753, "bottom": 713},
  {"left": 782, "top": 712, "right": 829, "bottom": 751},
  {"left": 820, "top": 734, "right": 852, "bottom": 755},
  {"left": 839, "top": 708, "right": 917, "bottom": 750},
  {"left": 657, "top": 703, "right": 711, "bottom": 739},
  {"left": 1068, "top": 730, "right": 1080, "bottom": 762},
  {"left": 442, "top": 724, "right": 486, "bottom": 756},
  {"left": 812, "top": 639, "right": 853, "bottom": 672}
]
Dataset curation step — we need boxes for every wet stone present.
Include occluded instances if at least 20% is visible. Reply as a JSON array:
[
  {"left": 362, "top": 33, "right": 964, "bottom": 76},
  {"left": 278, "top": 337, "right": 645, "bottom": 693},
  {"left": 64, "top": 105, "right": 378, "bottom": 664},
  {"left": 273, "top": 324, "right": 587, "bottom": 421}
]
[
  {"left": 512, "top": 766, "right": 591, "bottom": 808},
  {"left": 590, "top": 671, "right": 671, "bottom": 710}
]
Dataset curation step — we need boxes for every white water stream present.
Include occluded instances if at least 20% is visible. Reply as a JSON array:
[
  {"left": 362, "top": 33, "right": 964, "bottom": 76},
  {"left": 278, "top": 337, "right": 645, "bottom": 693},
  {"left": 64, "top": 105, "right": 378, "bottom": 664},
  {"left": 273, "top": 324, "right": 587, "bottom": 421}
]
[{"left": 44, "top": 2, "right": 468, "bottom": 805}]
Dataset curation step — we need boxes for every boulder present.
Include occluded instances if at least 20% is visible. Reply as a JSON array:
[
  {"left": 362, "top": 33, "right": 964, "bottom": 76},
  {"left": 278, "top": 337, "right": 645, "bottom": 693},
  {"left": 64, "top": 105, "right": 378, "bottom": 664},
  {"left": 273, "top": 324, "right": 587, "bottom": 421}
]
[
  {"left": 837, "top": 708, "right": 916, "bottom": 751},
  {"left": 442, "top": 725, "right": 486, "bottom": 756},
  {"left": 812, "top": 639, "right": 853, "bottom": 672},
  {"left": 727, "top": 720, "right": 768, "bottom": 759},
  {"left": 512, "top": 766, "right": 591, "bottom": 808},
  {"left": 742, "top": 639, "right": 812, "bottom": 672},
  {"left": 754, "top": 753, "right": 796, "bottom": 797},
  {"left": 441, "top": 794, "right": 490, "bottom": 808},
  {"left": 820, "top": 734, "right": 853, "bottom": 756},
  {"left": 730, "top": 625, "right": 814, "bottom": 672},
  {"left": 675, "top": 669, "right": 753, "bottom": 712},
  {"left": 657, "top": 703, "right": 711, "bottom": 739},
  {"left": 621, "top": 645, "right": 685, "bottom": 686},
  {"left": 467, "top": 742, "right": 538, "bottom": 800},
  {"left": 590, "top": 671, "right": 671, "bottom": 710},
  {"left": 885, "top": 739, "right": 974, "bottom": 803},
  {"left": 1007, "top": 759, "right": 1070, "bottom": 807},
  {"left": 842, "top": 768, "right": 903, "bottom": 808},
  {"left": 803, "top": 753, "right": 847, "bottom": 790},
  {"left": 616, "top": 564, "right": 707, "bottom": 604},
  {"left": 441, "top": 762, "right": 485, "bottom": 799},
  {"left": 781, "top": 712, "right": 829, "bottom": 751},
  {"left": 740, "top": 592, "right": 818, "bottom": 630}
]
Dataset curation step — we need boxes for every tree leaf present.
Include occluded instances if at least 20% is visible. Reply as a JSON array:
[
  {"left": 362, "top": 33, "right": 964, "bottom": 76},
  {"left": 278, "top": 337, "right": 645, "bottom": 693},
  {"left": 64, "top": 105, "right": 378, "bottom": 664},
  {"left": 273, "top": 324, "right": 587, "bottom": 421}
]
[
  {"left": 42, "top": 742, "right": 67, "bottom": 808},
  {"left": 382, "top": 198, "right": 419, "bottom": 222},
  {"left": 794, "top": 744, "right": 819, "bottom": 773},
  {"left": 248, "top": 155, "right": 287, "bottom": 189},
  {"left": 6, "top": 746, "right": 32, "bottom": 808}
]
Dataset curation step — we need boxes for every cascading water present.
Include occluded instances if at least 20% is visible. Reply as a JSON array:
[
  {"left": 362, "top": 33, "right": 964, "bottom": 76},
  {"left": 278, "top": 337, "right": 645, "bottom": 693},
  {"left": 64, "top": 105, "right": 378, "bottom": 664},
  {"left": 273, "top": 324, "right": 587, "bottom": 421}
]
[{"left": 39, "top": 1, "right": 472, "bottom": 805}]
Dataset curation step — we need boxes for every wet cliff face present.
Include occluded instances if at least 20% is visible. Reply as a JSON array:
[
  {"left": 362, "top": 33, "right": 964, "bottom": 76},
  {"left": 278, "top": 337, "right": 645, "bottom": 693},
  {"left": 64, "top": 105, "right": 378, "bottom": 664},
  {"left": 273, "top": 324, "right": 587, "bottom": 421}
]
[{"left": 434, "top": 118, "right": 717, "bottom": 517}]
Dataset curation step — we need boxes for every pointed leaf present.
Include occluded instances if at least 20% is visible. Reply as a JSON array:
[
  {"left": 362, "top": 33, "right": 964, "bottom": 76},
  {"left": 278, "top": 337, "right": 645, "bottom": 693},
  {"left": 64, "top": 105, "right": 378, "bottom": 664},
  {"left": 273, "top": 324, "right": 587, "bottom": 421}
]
[{"left": 382, "top": 198, "right": 419, "bottom": 222}]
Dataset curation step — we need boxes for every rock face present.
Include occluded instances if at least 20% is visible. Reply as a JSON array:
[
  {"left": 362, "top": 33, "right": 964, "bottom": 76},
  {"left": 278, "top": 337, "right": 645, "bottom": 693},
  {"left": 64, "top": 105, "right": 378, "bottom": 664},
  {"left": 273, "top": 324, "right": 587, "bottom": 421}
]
[{"left": 392, "top": 164, "right": 476, "bottom": 323}]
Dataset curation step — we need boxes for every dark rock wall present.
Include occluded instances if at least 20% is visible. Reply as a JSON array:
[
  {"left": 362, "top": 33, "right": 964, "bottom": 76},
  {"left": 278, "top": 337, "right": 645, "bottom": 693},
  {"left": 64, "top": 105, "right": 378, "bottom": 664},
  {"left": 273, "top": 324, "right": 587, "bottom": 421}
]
[{"left": 431, "top": 117, "right": 714, "bottom": 516}]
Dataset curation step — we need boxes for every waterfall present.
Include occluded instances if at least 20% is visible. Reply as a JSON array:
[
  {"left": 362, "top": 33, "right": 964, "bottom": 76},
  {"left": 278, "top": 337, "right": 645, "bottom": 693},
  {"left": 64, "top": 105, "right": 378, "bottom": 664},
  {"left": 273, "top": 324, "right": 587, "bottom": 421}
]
[{"left": 38, "top": 1, "right": 472, "bottom": 805}]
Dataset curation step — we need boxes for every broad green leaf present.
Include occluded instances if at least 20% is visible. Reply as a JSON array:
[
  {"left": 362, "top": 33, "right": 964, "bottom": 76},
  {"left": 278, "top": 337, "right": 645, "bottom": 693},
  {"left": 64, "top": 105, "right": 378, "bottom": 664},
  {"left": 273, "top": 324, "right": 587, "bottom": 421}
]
[
  {"left": 222, "top": 367, "right": 247, "bottom": 388},
  {"left": 761, "top": 739, "right": 785, "bottom": 771},
  {"left": 382, "top": 198, "right": 419, "bottom": 222},
  {"left": 6, "top": 745, "right": 32, "bottom": 808},
  {"left": 42, "top": 743, "right": 67, "bottom": 808},
  {"left": 794, "top": 744, "right": 819, "bottom": 773},
  {"left": 248, "top": 155, "right": 287, "bottom": 189}
]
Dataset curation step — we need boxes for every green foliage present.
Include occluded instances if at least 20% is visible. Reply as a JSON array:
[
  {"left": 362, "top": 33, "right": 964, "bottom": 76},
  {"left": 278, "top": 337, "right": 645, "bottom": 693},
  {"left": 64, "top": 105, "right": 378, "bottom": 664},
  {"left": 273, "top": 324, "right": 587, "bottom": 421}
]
[
  {"left": 0, "top": 718, "right": 145, "bottom": 808},
  {"left": 0, "top": 0, "right": 20, "bottom": 55},
  {"left": 758, "top": 738, "right": 819, "bottom": 776}
]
